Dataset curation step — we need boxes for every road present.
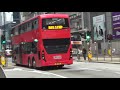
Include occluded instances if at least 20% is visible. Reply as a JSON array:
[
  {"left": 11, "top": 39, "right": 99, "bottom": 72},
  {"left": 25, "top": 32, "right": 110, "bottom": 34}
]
[{"left": 3, "top": 57, "right": 120, "bottom": 78}]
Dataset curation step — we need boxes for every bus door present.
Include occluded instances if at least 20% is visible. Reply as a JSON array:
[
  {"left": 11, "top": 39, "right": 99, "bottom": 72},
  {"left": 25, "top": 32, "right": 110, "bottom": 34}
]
[
  {"left": 13, "top": 45, "right": 20, "bottom": 64},
  {"left": 18, "top": 44, "right": 23, "bottom": 64}
]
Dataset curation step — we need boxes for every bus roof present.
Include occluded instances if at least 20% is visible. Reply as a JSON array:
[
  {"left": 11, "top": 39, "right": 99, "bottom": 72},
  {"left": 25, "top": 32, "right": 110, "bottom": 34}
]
[
  {"left": 12, "top": 15, "right": 40, "bottom": 28},
  {"left": 12, "top": 14, "right": 69, "bottom": 28},
  {"left": 40, "top": 14, "right": 69, "bottom": 18}
]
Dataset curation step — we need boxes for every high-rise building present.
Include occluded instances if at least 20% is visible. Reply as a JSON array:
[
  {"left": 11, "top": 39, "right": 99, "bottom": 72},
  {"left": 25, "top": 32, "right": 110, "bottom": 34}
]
[
  {"left": 13, "top": 12, "right": 20, "bottom": 24},
  {"left": 0, "top": 12, "right": 13, "bottom": 26}
]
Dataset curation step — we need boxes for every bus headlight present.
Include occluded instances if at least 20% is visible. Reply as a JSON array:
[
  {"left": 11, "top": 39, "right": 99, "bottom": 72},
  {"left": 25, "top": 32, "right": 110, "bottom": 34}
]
[
  {"left": 70, "top": 48, "right": 72, "bottom": 59},
  {"left": 42, "top": 50, "right": 46, "bottom": 61}
]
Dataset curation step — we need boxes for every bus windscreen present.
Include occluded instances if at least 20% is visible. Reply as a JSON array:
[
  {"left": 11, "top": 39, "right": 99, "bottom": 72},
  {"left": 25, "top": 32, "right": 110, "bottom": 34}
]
[{"left": 42, "top": 18, "right": 69, "bottom": 30}]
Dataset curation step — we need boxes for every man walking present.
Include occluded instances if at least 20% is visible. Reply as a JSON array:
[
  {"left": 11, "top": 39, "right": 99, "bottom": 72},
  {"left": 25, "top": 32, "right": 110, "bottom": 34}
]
[
  {"left": 77, "top": 47, "right": 81, "bottom": 62},
  {"left": 82, "top": 48, "right": 87, "bottom": 61}
]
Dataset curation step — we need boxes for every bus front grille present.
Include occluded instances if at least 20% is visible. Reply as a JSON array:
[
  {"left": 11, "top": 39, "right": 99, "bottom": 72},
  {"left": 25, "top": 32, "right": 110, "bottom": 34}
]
[{"left": 43, "top": 38, "right": 70, "bottom": 54}]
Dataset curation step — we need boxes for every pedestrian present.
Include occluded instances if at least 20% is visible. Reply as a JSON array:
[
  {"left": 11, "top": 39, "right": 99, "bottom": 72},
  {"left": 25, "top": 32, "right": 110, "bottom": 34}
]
[
  {"left": 77, "top": 47, "right": 81, "bottom": 62},
  {"left": 82, "top": 48, "right": 87, "bottom": 61},
  {"left": 104, "top": 49, "right": 106, "bottom": 55},
  {"left": 88, "top": 49, "right": 92, "bottom": 62},
  {"left": 96, "top": 27, "right": 99, "bottom": 37},
  {"left": 99, "top": 26, "right": 103, "bottom": 36},
  {"left": 108, "top": 47, "right": 111, "bottom": 56}
]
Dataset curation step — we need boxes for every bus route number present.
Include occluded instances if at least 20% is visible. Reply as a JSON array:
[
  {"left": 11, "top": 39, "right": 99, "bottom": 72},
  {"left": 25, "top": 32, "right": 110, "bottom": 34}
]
[{"left": 48, "top": 26, "right": 63, "bottom": 29}]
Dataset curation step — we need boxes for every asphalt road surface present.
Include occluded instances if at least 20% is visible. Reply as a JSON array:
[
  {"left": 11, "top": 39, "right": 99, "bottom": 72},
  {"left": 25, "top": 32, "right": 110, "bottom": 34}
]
[{"left": 3, "top": 58, "right": 120, "bottom": 78}]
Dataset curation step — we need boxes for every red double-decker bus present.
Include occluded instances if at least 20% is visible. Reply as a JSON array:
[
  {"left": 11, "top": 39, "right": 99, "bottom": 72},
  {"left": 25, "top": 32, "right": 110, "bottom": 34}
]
[{"left": 11, "top": 14, "right": 73, "bottom": 68}]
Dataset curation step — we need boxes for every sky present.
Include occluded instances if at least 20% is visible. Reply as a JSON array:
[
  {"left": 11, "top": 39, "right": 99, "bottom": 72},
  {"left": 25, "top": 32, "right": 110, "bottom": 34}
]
[
  {"left": 5, "top": 12, "right": 13, "bottom": 22},
  {"left": 0, "top": 12, "right": 13, "bottom": 35}
]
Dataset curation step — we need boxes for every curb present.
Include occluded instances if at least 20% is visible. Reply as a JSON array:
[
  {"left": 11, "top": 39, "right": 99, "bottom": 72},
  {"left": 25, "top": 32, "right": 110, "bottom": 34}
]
[
  {"left": 2, "top": 65, "right": 15, "bottom": 69},
  {"left": 74, "top": 60, "right": 120, "bottom": 64},
  {"left": 0, "top": 65, "right": 6, "bottom": 78},
  {"left": 92, "top": 61, "right": 120, "bottom": 64},
  {"left": 3, "top": 67, "right": 15, "bottom": 69},
  {"left": 73, "top": 56, "right": 120, "bottom": 64},
  {"left": 3, "top": 62, "right": 16, "bottom": 69}
]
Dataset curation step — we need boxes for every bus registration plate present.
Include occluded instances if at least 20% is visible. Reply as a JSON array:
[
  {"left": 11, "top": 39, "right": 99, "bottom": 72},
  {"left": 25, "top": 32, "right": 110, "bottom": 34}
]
[{"left": 53, "top": 55, "right": 62, "bottom": 59}]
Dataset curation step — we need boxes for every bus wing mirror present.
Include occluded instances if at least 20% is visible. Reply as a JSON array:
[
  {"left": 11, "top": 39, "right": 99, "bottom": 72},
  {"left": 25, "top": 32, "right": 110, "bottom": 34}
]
[
  {"left": 34, "top": 39, "right": 38, "bottom": 42},
  {"left": 21, "top": 42, "right": 25, "bottom": 44}
]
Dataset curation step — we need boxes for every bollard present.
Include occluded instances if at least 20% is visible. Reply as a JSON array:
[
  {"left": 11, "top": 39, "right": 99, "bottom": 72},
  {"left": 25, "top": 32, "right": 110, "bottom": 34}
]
[{"left": 1, "top": 56, "right": 6, "bottom": 67}]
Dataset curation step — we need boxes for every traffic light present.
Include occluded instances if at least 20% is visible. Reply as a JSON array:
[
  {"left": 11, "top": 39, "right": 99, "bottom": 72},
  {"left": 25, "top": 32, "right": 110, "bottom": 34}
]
[
  {"left": 1, "top": 35, "right": 6, "bottom": 44},
  {"left": 86, "top": 31, "right": 91, "bottom": 42}
]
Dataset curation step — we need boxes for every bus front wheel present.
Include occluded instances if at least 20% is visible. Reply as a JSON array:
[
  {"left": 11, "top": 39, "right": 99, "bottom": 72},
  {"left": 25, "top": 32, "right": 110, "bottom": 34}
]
[
  {"left": 57, "top": 65, "right": 64, "bottom": 69},
  {"left": 15, "top": 63, "right": 19, "bottom": 66},
  {"left": 32, "top": 59, "right": 36, "bottom": 69},
  {"left": 28, "top": 59, "right": 31, "bottom": 68}
]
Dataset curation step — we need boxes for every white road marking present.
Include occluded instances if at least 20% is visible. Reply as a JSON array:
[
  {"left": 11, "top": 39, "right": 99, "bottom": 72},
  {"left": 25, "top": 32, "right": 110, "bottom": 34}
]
[
  {"left": 4, "top": 68, "right": 67, "bottom": 78},
  {"left": 115, "top": 72, "right": 120, "bottom": 75},
  {"left": 4, "top": 68, "right": 23, "bottom": 71},
  {"left": 79, "top": 68, "right": 102, "bottom": 71},
  {"left": 86, "top": 68, "right": 102, "bottom": 72},
  {"left": 28, "top": 70, "right": 67, "bottom": 78}
]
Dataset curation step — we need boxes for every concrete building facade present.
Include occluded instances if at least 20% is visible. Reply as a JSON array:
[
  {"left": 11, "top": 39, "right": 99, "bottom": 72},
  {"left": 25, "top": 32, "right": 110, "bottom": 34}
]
[
  {"left": 0, "top": 12, "right": 20, "bottom": 50},
  {"left": 89, "top": 12, "right": 120, "bottom": 55}
]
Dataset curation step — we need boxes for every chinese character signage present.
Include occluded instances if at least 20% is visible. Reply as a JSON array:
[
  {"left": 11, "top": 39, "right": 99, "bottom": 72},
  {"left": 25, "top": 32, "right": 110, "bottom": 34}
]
[
  {"left": 93, "top": 14, "right": 105, "bottom": 41},
  {"left": 112, "top": 12, "right": 120, "bottom": 39}
]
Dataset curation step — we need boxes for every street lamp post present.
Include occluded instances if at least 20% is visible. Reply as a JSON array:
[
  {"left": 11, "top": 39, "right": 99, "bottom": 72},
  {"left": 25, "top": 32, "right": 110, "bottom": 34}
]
[
  {"left": 8, "top": 22, "right": 16, "bottom": 49},
  {"left": 3, "top": 12, "right": 5, "bottom": 35},
  {"left": 94, "top": 42, "right": 98, "bottom": 61},
  {"left": 3, "top": 12, "right": 6, "bottom": 51}
]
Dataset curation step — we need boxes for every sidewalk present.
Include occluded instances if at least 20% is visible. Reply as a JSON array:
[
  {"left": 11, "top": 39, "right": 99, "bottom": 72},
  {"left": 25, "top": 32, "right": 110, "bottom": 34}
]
[
  {"left": 0, "top": 65, "right": 6, "bottom": 78},
  {"left": 73, "top": 56, "right": 120, "bottom": 64},
  {"left": 2, "top": 62, "right": 15, "bottom": 69}
]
